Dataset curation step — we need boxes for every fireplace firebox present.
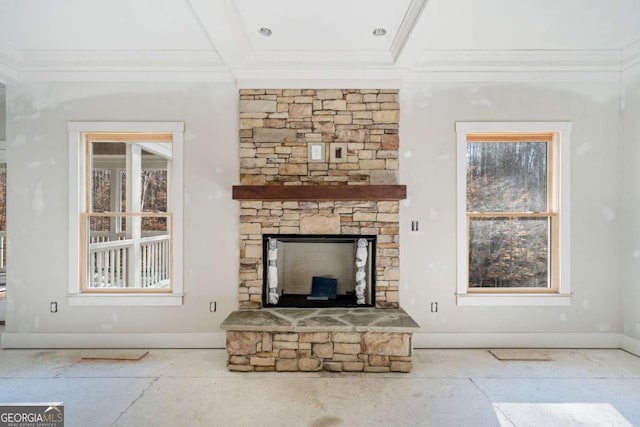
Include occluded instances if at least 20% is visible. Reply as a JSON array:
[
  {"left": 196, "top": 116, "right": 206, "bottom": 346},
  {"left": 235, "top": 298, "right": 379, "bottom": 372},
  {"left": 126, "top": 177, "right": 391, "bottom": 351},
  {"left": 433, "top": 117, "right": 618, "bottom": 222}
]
[{"left": 262, "top": 234, "right": 376, "bottom": 308}]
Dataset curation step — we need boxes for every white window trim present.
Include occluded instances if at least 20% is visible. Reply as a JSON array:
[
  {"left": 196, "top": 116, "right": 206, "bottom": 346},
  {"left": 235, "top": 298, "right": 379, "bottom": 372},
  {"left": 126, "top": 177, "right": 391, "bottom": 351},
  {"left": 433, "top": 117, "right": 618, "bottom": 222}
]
[
  {"left": 0, "top": 139, "right": 6, "bottom": 162},
  {"left": 68, "top": 121, "right": 184, "bottom": 306},
  {"left": 455, "top": 121, "right": 572, "bottom": 306}
]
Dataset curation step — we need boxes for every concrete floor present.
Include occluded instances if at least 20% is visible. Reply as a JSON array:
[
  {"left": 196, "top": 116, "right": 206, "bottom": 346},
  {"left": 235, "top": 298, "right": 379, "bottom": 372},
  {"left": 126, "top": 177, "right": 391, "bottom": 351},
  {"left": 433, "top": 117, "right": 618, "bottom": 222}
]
[{"left": 0, "top": 345, "right": 639, "bottom": 427}]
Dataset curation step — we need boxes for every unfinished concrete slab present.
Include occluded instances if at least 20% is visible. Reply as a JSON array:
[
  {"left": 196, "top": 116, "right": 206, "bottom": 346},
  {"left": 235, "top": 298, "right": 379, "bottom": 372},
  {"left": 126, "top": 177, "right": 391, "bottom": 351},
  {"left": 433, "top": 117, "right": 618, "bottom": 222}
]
[
  {"left": 489, "top": 349, "right": 552, "bottom": 361},
  {"left": 0, "top": 348, "right": 638, "bottom": 426}
]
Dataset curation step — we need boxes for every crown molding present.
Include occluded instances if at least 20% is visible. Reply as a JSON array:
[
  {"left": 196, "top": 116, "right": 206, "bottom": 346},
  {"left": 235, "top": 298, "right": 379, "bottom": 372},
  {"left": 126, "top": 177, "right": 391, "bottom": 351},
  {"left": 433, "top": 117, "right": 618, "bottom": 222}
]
[
  {"left": 406, "top": 49, "right": 623, "bottom": 82},
  {"left": 246, "top": 50, "right": 394, "bottom": 67},
  {"left": 416, "top": 49, "right": 622, "bottom": 69},
  {"left": 19, "top": 49, "right": 226, "bottom": 67},
  {"left": 404, "top": 70, "right": 621, "bottom": 83},
  {"left": 233, "top": 66, "right": 408, "bottom": 88},
  {"left": 16, "top": 69, "right": 235, "bottom": 82},
  {"left": 1, "top": 44, "right": 639, "bottom": 83},
  {"left": 2, "top": 48, "right": 234, "bottom": 82}
]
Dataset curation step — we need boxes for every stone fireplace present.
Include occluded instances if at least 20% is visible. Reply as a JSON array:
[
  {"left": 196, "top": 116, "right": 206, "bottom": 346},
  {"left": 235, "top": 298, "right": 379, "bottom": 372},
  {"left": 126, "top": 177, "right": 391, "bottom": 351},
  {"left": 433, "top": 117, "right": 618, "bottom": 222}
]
[
  {"left": 222, "top": 89, "right": 419, "bottom": 372},
  {"left": 234, "top": 89, "right": 402, "bottom": 310}
]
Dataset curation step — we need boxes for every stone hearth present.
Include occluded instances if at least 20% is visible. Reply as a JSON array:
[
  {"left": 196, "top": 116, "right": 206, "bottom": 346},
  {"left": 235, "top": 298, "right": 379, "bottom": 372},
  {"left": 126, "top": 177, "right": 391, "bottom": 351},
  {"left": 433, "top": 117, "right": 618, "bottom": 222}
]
[{"left": 221, "top": 308, "right": 419, "bottom": 372}]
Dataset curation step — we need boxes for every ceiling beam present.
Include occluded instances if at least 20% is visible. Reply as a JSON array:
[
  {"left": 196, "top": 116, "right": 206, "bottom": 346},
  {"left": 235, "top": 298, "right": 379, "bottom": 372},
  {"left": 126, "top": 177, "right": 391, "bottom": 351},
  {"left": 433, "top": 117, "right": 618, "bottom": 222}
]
[
  {"left": 187, "top": 0, "right": 250, "bottom": 69},
  {"left": 391, "top": 0, "right": 430, "bottom": 66}
]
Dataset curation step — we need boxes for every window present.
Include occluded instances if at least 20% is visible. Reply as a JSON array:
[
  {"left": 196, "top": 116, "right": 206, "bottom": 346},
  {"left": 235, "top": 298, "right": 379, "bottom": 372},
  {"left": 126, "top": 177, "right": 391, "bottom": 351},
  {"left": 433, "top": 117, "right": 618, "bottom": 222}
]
[
  {"left": 456, "top": 122, "right": 571, "bottom": 306},
  {"left": 68, "top": 122, "right": 183, "bottom": 306}
]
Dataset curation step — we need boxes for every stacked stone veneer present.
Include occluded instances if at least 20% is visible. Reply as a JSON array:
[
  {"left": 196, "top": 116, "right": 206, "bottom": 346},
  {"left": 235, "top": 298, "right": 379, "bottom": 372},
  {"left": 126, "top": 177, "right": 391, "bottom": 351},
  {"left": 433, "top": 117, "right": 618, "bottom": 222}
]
[
  {"left": 227, "top": 331, "right": 412, "bottom": 373},
  {"left": 237, "top": 89, "right": 401, "bottom": 309},
  {"left": 239, "top": 89, "right": 399, "bottom": 186}
]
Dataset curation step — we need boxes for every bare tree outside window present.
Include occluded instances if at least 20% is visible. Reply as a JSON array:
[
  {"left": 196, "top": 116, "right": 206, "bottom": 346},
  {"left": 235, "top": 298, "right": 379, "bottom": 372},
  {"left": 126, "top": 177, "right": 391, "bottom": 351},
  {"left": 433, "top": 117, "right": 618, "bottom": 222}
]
[
  {"left": 140, "top": 167, "right": 168, "bottom": 231},
  {"left": 466, "top": 138, "right": 553, "bottom": 289}
]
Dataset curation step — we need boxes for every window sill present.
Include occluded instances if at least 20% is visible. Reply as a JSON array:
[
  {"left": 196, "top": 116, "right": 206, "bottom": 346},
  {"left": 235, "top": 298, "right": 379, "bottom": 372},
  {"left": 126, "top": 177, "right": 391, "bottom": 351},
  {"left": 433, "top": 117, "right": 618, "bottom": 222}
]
[
  {"left": 456, "top": 293, "right": 572, "bottom": 306},
  {"left": 68, "top": 293, "right": 184, "bottom": 306}
]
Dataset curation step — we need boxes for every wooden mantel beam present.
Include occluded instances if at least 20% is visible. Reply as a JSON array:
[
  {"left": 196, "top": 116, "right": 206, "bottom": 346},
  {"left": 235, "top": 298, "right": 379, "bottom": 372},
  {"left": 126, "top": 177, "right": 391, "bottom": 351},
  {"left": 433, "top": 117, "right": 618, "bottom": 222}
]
[{"left": 232, "top": 185, "right": 407, "bottom": 201}]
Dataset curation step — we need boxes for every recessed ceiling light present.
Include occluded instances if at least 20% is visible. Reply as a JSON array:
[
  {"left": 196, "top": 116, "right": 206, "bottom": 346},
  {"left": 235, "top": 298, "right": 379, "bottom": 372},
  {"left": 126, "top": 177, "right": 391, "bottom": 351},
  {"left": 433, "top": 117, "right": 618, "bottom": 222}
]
[
  {"left": 372, "top": 27, "right": 387, "bottom": 37},
  {"left": 259, "top": 27, "right": 272, "bottom": 37}
]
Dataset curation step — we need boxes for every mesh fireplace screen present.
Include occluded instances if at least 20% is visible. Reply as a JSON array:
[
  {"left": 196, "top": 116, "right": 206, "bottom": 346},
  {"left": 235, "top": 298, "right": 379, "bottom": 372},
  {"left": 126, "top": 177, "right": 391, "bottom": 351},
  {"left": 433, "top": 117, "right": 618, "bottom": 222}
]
[{"left": 262, "top": 234, "right": 376, "bottom": 308}]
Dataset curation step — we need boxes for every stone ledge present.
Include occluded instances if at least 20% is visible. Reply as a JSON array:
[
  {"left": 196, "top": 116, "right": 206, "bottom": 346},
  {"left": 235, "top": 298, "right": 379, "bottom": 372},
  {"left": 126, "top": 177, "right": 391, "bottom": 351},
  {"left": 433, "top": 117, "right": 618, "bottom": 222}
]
[{"left": 221, "top": 307, "right": 419, "bottom": 333}]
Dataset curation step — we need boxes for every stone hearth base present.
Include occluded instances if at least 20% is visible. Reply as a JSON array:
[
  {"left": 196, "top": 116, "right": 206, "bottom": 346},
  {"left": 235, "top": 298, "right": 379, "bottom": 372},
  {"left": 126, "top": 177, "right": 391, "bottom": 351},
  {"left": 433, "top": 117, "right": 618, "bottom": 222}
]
[{"left": 221, "top": 308, "right": 419, "bottom": 373}]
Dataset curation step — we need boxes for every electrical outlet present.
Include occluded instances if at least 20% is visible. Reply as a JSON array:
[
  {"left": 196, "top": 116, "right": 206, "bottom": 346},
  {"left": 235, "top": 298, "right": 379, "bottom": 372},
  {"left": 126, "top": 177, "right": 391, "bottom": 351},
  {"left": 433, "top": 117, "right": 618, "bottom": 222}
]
[
  {"left": 50, "top": 302, "right": 58, "bottom": 313},
  {"left": 430, "top": 302, "right": 438, "bottom": 313},
  {"left": 329, "top": 143, "right": 348, "bottom": 163},
  {"left": 209, "top": 301, "right": 217, "bottom": 312}
]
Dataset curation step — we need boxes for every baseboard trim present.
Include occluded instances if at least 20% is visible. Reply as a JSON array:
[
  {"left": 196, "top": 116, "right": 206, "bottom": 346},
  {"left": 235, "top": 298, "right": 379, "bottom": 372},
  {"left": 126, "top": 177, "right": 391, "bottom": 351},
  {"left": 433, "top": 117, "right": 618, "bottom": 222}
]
[
  {"left": 1, "top": 332, "right": 227, "bottom": 349},
  {"left": 413, "top": 332, "right": 622, "bottom": 349},
  {"left": 621, "top": 334, "right": 640, "bottom": 357},
  {"left": 1, "top": 331, "right": 629, "bottom": 351}
]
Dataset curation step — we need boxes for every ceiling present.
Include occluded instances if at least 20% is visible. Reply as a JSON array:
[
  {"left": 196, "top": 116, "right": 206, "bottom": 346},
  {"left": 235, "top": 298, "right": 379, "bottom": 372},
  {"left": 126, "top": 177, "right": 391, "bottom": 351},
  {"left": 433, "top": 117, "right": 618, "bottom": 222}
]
[{"left": 0, "top": 0, "right": 639, "bottom": 85}]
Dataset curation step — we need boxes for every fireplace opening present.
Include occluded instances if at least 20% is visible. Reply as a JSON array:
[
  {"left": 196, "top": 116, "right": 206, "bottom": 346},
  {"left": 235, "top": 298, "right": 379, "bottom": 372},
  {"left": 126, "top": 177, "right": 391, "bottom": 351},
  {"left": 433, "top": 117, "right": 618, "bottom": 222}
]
[{"left": 262, "top": 234, "right": 376, "bottom": 308}]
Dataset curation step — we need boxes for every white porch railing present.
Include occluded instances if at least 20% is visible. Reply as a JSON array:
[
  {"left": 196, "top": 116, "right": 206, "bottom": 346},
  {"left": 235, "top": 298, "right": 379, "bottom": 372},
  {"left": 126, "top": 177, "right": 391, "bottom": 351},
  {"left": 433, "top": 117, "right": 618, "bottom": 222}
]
[
  {"left": 90, "top": 231, "right": 126, "bottom": 244},
  {"left": 88, "top": 234, "right": 170, "bottom": 288},
  {"left": 89, "top": 238, "right": 129, "bottom": 288},
  {"left": 140, "top": 235, "right": 171, "bottom": 288}
]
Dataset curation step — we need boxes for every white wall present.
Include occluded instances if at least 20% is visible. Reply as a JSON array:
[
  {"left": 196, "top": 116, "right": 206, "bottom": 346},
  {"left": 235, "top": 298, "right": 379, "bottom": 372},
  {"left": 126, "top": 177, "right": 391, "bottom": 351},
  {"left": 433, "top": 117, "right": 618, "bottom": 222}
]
[
  {"left": 4, "top": 82, "right": 239, "bottom": 345},
  {"left": 0, "top": 84, "right": 5, "bottom": 141},
  {"left": 620, "top": 75, "right": 640, "bottom": 343},
  {"left": 400, "top": 82, "right": 622, "bottom": 340},
  {"left": 1, "top": 79, "right": 629, "bottom": 348}
]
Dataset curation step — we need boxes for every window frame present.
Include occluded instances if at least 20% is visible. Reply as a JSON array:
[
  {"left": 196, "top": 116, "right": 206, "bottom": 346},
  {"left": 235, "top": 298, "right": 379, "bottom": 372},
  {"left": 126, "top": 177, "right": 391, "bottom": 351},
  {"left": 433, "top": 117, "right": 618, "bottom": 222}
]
[
  {"left": 456, "top": 122, "right": 572, "bottom": 306},
  {"left": 68, "top": 122, "right": 184, "bottom": 306}
]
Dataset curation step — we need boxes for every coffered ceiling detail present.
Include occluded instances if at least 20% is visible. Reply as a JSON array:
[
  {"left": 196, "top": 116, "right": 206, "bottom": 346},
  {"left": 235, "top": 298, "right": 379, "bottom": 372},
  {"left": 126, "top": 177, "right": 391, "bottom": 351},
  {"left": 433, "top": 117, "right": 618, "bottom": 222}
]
[{"left": 0, "top": 0, "right": 639, "bottom": 84}]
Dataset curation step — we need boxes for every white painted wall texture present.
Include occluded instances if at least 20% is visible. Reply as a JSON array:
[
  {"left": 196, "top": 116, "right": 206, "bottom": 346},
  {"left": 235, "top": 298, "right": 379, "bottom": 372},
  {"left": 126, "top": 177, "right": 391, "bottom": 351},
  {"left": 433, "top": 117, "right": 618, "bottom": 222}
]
[
  {"left": 0, "top": 85, "right": 6, "bottom": 141},
  {"left": 400, "top": 82, "right": 622, "bottom": 338},
  {"left": 620, "top": 76, "right": 640, "bottom": 342},
  {"left": 4, "top": 82, "right": 238, "bottom": 344},
  {"left": 2, "top": 80, "right": 634, "bottom": 348}
]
